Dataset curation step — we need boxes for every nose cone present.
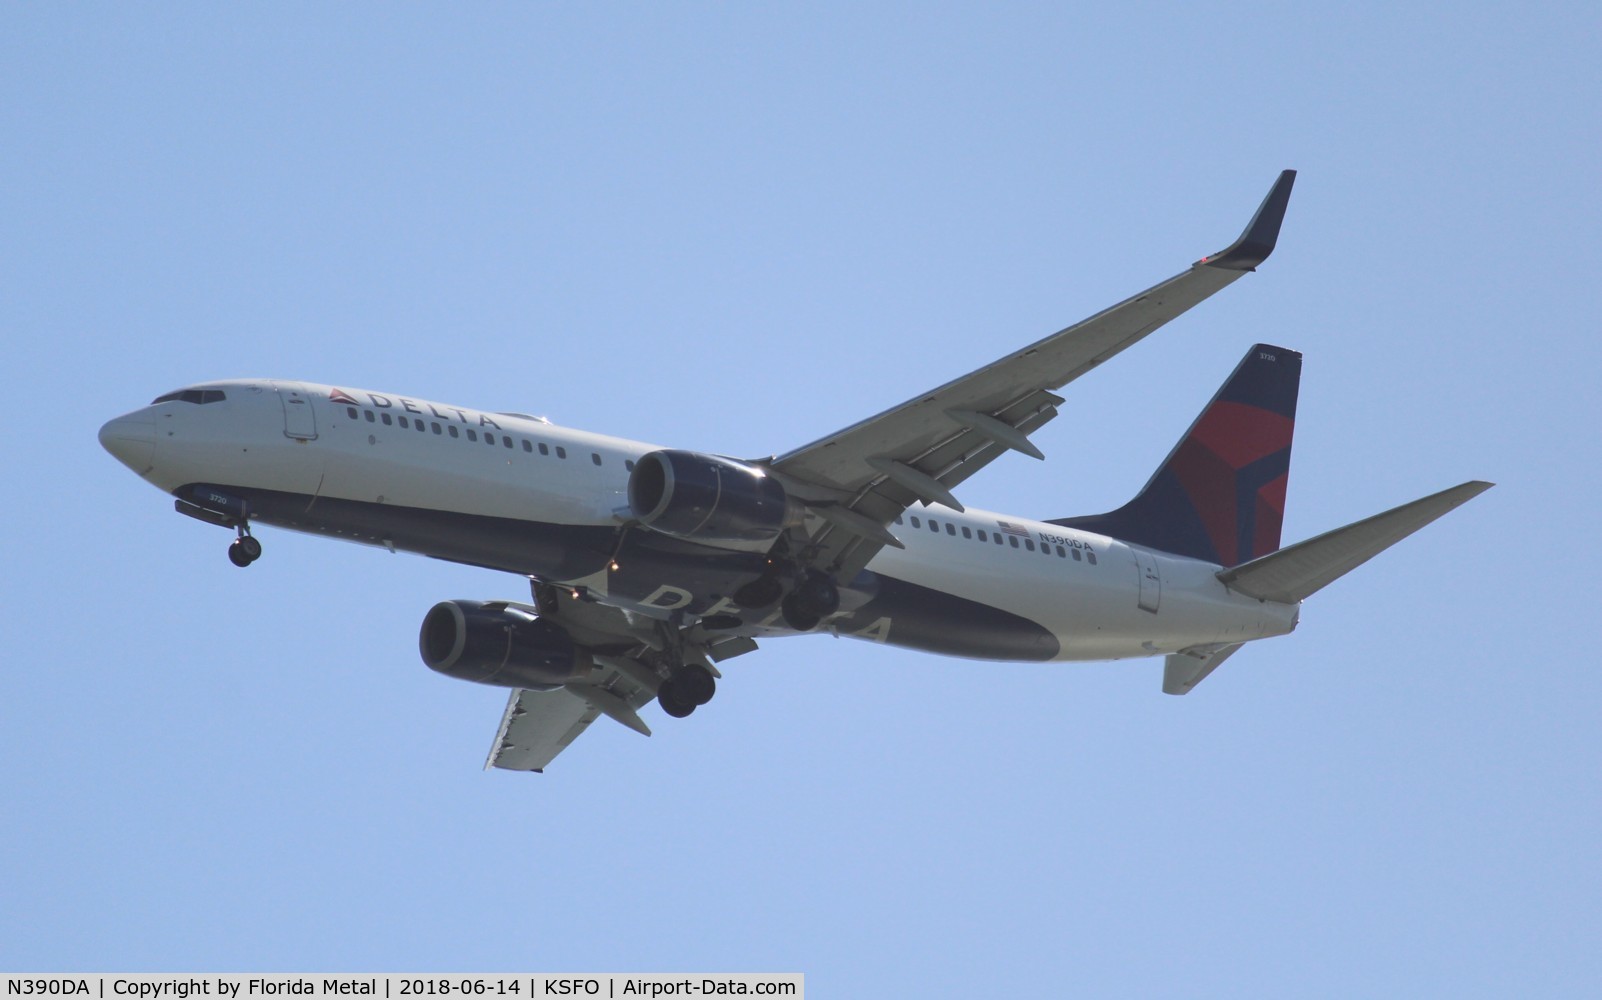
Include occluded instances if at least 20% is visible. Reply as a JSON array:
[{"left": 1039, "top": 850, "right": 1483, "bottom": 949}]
[{"left": 99, "top": 411, "right": 157, "bottom": 475}]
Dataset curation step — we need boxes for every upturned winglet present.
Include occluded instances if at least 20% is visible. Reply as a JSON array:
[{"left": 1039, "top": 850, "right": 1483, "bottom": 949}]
[{"left": 1200, "top": 169, "right": 1297, "bottom": 271}]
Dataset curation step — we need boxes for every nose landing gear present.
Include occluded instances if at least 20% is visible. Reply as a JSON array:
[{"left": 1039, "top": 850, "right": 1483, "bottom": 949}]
[{"left": 228, "top": 529, "right": 262, "bottom": 567}]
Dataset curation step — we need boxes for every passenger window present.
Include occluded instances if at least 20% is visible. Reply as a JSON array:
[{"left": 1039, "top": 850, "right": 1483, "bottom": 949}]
[
  {"left": 467, "top": 429, "right": 478, "bottom": 442},
  {"left": 381, "top": 413, "right": 393, "bottom": 426},
  {"left": 994, "top": 534, "right": 1003, "bottom": 545},
  {"left": 398, "top": 416, "right": 409, "bottom": 429},
  {"left": 945, "top": 523, "right": 956, "bottom": 535},
  {"left": 592, "top": 453, "right": 602, "bottom": 466},
  {"left": 346, "top": 407, "right": 358, "bottom": 420},
  {"left": 483, "top": 433, "right": 495, "bottom": 446},
  {"left": 626, "top": 460, "right": 635, "bottom": 472},
  {"left": 556, "top": 447, "right": 567, "bottom": 459},
  {"left": 978, "top": 530, "right": 988, "bottom": 542},
  {"left": 504, "top": 436, "right": 513, "bottom": 449},
  {"left": 415, "top": 420, "right": 425, "bottom": 433},
  {"left": 1055, "top": 545, "right": 1066, "bottom": 558},
  {"left": 894, "top": 516, "right": 904, "bottom": 525},
  {"left": 448, "top": 425, "right": 459, "bottom": 438},
  {"left": 961, "top": 527, "right": 972, "bottom": 539},
  {"left": 522, "top": 440, "right": 532, "bottom": 452},
  {"left": 1009, "top": 537, "right": 1019, "bottom": 548},
  {"left": 432, "top": 422, "right": 442, "bottom": 434},
  {"left": 929, "top": 520, "right": 940, "bottom": 532},
  {"left": 1087, "top": 552, "right": 1098, "bottom": 565},
  {"left": 538, "top": 443, "right": 550, "bottom": 455},
  {"left": 909, "top": 516, "right": 920, "bottom": 528},
  {"left": 1071, "top": 549, "right": 1082, "bottom": 561},
  {"left": 364, "top": 411, "right": 375, "bottom": 423},
  {"left": 1024, "top": 539, "right": 1035, "bottom": 551}
]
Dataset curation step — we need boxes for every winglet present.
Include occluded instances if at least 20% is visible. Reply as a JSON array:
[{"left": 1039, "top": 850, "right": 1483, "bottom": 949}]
[{"left": 1201, "top": 169, "right": 1297, "bottom": 271}]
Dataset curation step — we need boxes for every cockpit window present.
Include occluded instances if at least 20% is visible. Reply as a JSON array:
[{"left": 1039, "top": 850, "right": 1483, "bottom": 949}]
[{"left": 152, "top": 389, "right": 226, "bottom": 405}]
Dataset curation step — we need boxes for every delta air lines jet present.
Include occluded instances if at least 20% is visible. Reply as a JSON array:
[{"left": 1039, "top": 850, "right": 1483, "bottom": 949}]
[{"left": 99, "top": 171, "right": 1491, "bottom": 772}]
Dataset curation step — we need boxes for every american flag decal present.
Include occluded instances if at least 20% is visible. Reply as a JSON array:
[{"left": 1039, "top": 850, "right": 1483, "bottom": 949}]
[{"left": 997, "top": 520, "right": 1031, "bottom": 537}]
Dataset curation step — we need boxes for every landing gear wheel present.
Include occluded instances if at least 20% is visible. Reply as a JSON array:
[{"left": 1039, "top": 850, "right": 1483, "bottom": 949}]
[
  {"left": 673, "top": 664, "right": 717, "bottom": 707},
  {"left": 228, "top": 533, "right": 262, "bottom": 568},
  {"left": 780, "top": 593, "right": 822, "bottom": 632},
  {"left": 658, "top": 681, "right": 696, "bottom": 719},
  {"left": 781, "top": 571, "right": 839, "bottom": 631}
]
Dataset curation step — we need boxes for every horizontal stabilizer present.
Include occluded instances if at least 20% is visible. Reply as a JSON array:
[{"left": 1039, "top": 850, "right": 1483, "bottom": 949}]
[
  {"left": 1217, "top": 481, "right": 1493, "bottom": 604},
  {"left": 1164, "top": 643, "right": 1243, "bottom": 695}
]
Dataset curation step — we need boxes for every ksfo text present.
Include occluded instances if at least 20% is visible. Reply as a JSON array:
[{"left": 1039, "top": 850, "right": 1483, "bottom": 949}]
[{"left": 7, "top": 977, "right": 798, "bottom": 999}]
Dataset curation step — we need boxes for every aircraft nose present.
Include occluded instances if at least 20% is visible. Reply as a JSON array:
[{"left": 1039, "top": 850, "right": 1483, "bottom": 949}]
[{"left": 99, "top": 411, "right": 157, "bottom": 475}]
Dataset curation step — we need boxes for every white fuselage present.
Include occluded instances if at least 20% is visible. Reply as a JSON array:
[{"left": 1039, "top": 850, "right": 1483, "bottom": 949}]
[{"left": 100, "top": 379, "right": 1299, "bottom": 663}]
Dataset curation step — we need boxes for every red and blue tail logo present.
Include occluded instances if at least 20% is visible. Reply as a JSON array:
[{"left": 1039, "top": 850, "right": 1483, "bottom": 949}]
[{"left": 1050, "top": 344, "right": 1300, "bottom": 567}]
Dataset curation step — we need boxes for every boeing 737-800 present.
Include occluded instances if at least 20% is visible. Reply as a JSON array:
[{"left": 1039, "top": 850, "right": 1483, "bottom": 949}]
[{"left": 99, "top": 170, "right": 1491, "bottom": 771}]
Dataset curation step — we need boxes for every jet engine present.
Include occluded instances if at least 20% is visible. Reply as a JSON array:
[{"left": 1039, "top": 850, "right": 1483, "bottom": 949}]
[
  {"left": 419, "top": 600, "right": 589, "bottom": 691},
  {"left": 627, "top": 449, "right": 799, "bottom": 545}
]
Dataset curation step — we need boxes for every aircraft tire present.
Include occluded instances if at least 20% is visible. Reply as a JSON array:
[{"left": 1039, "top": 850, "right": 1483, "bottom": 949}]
[
  {"left": 228, "top": 541, "right": 254, "bottom": 567},
  {"left": 780, "top": 592, "right": 822, "bottom": 632},
  {"left": 674, "top": 664, "right": 716, "bottom": 706},
  {"left": 658, "top": 682, "right": 696, "bottom": 719}
]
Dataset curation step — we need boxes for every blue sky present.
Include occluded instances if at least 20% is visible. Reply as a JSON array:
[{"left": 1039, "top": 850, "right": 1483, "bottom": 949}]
[{"left": 4, "top": 3, "right": 1599, "bottom": 994}]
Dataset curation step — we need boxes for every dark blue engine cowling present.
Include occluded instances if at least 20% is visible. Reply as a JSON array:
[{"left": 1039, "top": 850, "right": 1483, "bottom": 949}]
[
  {"left": 419, "top": 600, "right": 587, "bottom": 691},
  {"left": 627, "top": 449, "right": 793, "bottom": 543}
]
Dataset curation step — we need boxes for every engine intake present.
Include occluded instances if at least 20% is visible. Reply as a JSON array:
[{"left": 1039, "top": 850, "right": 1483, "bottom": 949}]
[
  {"left": 419, "top": 600, "right": 588, "bottom": 691},
  {"left": 628, "top": 449, "right": 797, "bottom": 544}
]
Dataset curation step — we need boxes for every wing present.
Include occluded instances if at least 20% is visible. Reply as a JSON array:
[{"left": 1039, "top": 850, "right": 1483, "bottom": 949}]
[
  {"left": 485, "top": 687, "right": 605, "bottom": 773},
  {"left": 767, "top": 170, "right": 1297, "bottom": 581},
  {"left": 484, "top": 580, "right": 759, "bottom": 773}
]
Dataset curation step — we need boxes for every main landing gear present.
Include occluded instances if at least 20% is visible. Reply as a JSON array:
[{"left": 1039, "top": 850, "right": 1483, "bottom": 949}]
[
  {"left": 657, "top": 663, "right": 716, "bottom": 719},
  {"left": 227, "top": 528, "right": 262, "bottom": 567},
  {"left": 732, "top": 564, "right": 841, "bottom": 632},
  {"left": 780, "top": 570, "right": 839, "bottom": 632}
]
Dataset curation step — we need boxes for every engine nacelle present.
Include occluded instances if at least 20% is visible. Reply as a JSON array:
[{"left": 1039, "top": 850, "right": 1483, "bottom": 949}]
[
  {"left": 419, "top": 600, "right": 589, "bottom": 691},
  {"left": 627, "top": 449, "right": 797, "bottom": 544}
]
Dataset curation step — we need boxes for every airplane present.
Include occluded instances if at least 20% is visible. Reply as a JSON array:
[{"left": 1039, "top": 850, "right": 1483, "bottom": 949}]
[{"left": 98, "top": 170, "right": 1491, "bottom": 772}]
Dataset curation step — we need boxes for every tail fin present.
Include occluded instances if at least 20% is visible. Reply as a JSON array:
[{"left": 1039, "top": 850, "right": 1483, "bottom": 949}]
[{"left": 1050, "top": 344, "right": 1301, "bottom": 567}]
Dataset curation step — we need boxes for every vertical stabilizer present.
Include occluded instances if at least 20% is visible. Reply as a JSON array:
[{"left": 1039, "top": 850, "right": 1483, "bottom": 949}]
[{"left": 1051, "top": 345, "right": 1301, "bottom": 567}]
